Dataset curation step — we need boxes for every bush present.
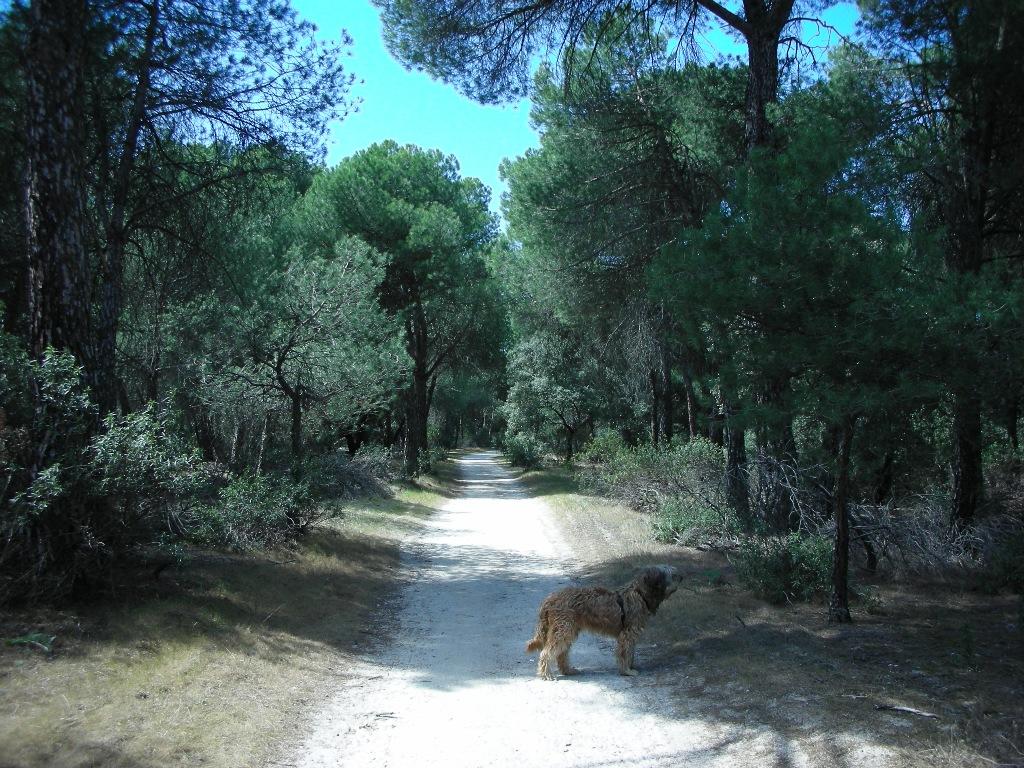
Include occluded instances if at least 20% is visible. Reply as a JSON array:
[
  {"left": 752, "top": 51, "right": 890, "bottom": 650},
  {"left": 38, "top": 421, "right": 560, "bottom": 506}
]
[
  {"left": 581, "top": 437, "right": 724, "bottom": 507},
  {"left": 503, "top": 432, "right": 543, "bottom": 468},
  {"left": 577, "top": 427, "right": 629, "bottom": 464},
  {"left": 2, "top": 346, "right": 207, "bottom": 603},
  {"left": 734, "top": 533, "right": 832, "bottom": 604},
  {"left": 303, "top": 446, "right": 394, "bottom": 499},
  {"left": 186, "top": 473, "right": 320, "bottom": 552},
  {"left": 653, "top": 496, "right": 737, "bottom": 545},
  {"left": 90, "top": 404, "right": 207, "bottom": 507}
]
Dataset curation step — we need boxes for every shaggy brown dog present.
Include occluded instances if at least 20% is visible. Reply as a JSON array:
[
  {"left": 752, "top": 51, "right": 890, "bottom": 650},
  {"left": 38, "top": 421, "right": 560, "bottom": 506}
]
[{"left": 525, "top": 565, "right": 681, "bottom": 679}]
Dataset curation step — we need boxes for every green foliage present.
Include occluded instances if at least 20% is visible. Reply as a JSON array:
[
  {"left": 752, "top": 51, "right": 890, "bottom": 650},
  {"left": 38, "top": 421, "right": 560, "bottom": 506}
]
[
  {"left": 584, "top": 438, "right": 725, "bottom": 506},
  {"left": 734, "top": 534, "right": 833, "bottom": 604},
  {"left": 1, "top": 345, "right": 206, "bottom": 602},
  {"left": 187, "top": 474, "right": 319, "bottom": 552},
  {"left": 653, "top": 496, "right": 736, "bottom": 545},
  {"left": 578, "top": 428, "right": 629, "bottom": 464},
  {"left": 502, "top": 432, "right": 544, "bottom": 468},
  {"left": 90, "top": 404, "right": 206, "bottom": 503},
  {"left": 502, "top": 327, "right": 607, "bottom": 459}
]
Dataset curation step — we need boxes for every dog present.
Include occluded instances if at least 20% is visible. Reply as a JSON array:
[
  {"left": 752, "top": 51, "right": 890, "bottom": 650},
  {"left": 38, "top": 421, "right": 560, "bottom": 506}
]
[{"left": 525, "top": 565, "right": 682, "bottom": 679}]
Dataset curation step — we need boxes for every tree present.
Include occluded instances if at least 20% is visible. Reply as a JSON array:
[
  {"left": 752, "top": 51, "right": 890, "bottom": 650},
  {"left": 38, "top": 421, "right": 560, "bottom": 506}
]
[
  {"left": 18, "top": 0, "right": 356, "bottom": 412},
  {"left": 503, "top": 327, "right": 606, "bottom": 461},
  {"left": 377, "top": 0, "right": 851, "bottom": 509},
  {"left": 652, "top": 49, "right": 921, "bottom": 618},
  {"left": 227, "top": 241, "right": 406, "bottom": 472},
  {"left": 501, "top": 25, "right": 746, "bottom": 449},
  {"left": 861, "top": 0, "right": 1024, "bottom": 526},
  {"left": 301, "top": 141, "right": 498, "bottom": 473}
]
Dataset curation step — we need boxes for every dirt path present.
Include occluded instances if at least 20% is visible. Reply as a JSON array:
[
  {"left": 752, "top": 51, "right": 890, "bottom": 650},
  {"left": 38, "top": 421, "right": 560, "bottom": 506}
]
[{"left": 284, "top": 451, "right": 885, "bottom": 768}]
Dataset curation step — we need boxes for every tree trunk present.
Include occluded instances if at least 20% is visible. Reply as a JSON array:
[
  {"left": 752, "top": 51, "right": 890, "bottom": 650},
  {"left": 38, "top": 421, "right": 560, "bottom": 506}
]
[
  {"left": 404, "top": 368, "right": 429, "bottom": 475},
  {"left": 682, "top": 365, "right": 699, "bottom": 439},
  {"left": 402, "top": 301, "right": 431, "bottom": 475},
  {"left": 93, "top": 0, "right": 159, "bottom": 414},
  {"left": 828, "top": 416, "right": 855, "bottom": 624},
  {"left": 650, "top": 368, "right": 661, "bottom": 447},
  {"left": 741, "top": 5, "right": 789, "bottom": 152},
  {"left": 660, "top": 345, "right": 674, "bottom": 445},
  {"left": 290, "top": 390, "right": 303, "bottom": 471},
  {"left": 230, "top": 420, "right": 245, "bottom": 468},
  {"left": 565, "top": 429, "right": 574, "bottom": 463},
  {"left": 256, "top": 414, "right": 268, "bottom": 474},
  {"left": 756, "top": 377, "right": 797, "bottom": 532},
  {"left": 723, "top": 395, "right": 751, "bottom": 527},
  {"left": 950, "top": 391, "right": 983, "bottom": 527},
  {"left": 24, "top": 0, "right": 92, "bottom": 371},
  {"left": 1005, "top": 396, "right": 1019, "bottom": 454}
]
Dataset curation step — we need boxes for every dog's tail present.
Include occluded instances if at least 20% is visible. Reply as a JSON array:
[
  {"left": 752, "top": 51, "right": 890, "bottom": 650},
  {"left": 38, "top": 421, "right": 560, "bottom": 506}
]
[{"left": 525, "top": 610, "right": 548, "bottom": 653}]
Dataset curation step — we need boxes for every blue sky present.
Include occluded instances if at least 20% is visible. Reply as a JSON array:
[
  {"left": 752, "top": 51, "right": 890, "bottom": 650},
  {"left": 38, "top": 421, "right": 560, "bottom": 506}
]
[{"left": 291, "top": 1, "right": 860, "bottom": 217}]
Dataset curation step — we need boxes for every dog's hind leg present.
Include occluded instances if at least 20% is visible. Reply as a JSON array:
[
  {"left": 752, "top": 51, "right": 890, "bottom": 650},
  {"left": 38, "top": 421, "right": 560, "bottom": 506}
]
[
  {"left": 556, "top": 646, "right": 580, "bottom": 676},
  {"left": 616, "top": 630, "right": 639, "bottom": 676},
  {"left": 538, "top": 618, "right": 576, "bottom": 680}
]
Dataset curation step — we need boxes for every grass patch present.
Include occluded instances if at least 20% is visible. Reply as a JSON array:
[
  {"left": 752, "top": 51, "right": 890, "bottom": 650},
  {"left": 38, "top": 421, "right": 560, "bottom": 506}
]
[{"left": 0, "top": 480, "right": 448, "bottom": 768}]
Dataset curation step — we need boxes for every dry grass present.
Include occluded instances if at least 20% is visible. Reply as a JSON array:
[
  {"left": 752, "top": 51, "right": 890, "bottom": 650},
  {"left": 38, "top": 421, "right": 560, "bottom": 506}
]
[
  {"left": 520, "top": 465, "right": 1024, "bottom": 768},
  {"left": 0, "top": 482, "right": 447, "bottom": 768}
]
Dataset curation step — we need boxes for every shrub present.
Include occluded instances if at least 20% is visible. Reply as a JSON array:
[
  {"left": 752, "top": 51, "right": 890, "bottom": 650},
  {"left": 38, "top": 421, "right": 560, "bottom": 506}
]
[
  {"left": 186, "top": 473, "right": 320, "bottom": 552},
  {"left": 578, "top": 437, "right": 732, "bottom": 539},
  {"left": 653, "top": 496, "right": 737, "bottom": 545},
  {"left": 90, "top": 404, "right": 207, "bottom": 508},
  {"left": 734, "top": 533, "right": 832, "bottom": 604},
  {"left": 303, "top": 446, "right": 394, "bottom": 499},
  {"left": 503, "top": 432, "right": 543, "bottom": 468},
  {"left": 578, "top": 427, "right": 629, "bottom": 464},
  {"left": 2, "top": 347, "right": 207, "bottom": 603}
]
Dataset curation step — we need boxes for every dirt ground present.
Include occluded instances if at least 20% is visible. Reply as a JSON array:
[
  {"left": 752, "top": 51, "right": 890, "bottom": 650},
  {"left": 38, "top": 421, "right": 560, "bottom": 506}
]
[
  {"left": 528, "top": 464, "right": 1024, "bottom": 768},
  {"left": 1, "top": 453, "right": 1021, "bottom": 767},
  {"left": 286, "top": 451, "right": 1023, "bottom": 768}
]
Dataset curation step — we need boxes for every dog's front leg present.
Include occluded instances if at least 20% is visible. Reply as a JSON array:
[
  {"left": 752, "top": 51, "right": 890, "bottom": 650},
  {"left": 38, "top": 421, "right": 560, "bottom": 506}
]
[{"left": 616, "top": 631, "right": 639, "bottom": 676}]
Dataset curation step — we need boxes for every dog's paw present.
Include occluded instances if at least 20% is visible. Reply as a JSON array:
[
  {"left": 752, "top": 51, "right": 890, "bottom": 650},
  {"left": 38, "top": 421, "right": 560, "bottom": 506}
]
[
  {"left": 620, "top": 668, "right": 640, "bottom": 677},
  {"left": 560, "top": 666, "right": 581, "bottom": 676}
]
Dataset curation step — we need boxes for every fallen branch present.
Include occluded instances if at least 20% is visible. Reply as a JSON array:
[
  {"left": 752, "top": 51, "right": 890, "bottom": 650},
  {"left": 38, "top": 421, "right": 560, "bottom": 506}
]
[{"left": 874, "top": 704, "right": 940, "bottom": 719}]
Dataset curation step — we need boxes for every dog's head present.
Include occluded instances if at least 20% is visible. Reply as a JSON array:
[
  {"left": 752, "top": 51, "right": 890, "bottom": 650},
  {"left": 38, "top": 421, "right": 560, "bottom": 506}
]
[{"left": 637, "top": 565, "right": 682, "bottom": 613}]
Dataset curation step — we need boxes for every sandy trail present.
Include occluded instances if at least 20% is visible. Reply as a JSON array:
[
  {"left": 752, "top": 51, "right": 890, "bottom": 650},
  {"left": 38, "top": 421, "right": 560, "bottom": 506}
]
[{"left": 286, "top": 451, "right": 822, "bottom": 768}]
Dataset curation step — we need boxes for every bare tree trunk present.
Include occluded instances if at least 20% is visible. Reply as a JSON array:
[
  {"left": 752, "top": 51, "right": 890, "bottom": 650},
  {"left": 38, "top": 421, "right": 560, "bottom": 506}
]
[
  {"left": 404, "top": 369, "right": 429, "bottom": 475},
  {"left": 650, "top": 368, "right": 660, "bottom": 447},
  {"left": 93, "top": 1, "right": 160, "bottom": 414},
  {"left": 725, "top": 418, "right": 750, "bottom": 526},
  {"left": 951, "top": 391, "right": 983, "bottom": 527},
  {"left": 660, "top": 345, "right": 674, "bottom": 445},
  {"left": 742, "top": 23, "right": 783, "bottom": 151},
  {"left": 403, "top": 302, "right": 430, "bottom": 475},
  {"left": 290, "top": 390, "right": 303, "bottom": 473},
  {"left": 756, "top": 377, "right": 797, "bottom": 531},
  {"left": 681, "top": 366, "right": 699, "bottom": 439},
  {"left": 24, "top": 0, "right": 92, "bottom": 371},
  {"left": 828, "top": 416, "right": 855, "bottom": 624},
  {"left": 256, "top": 414, "right": 268, "bottom": 474}
]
